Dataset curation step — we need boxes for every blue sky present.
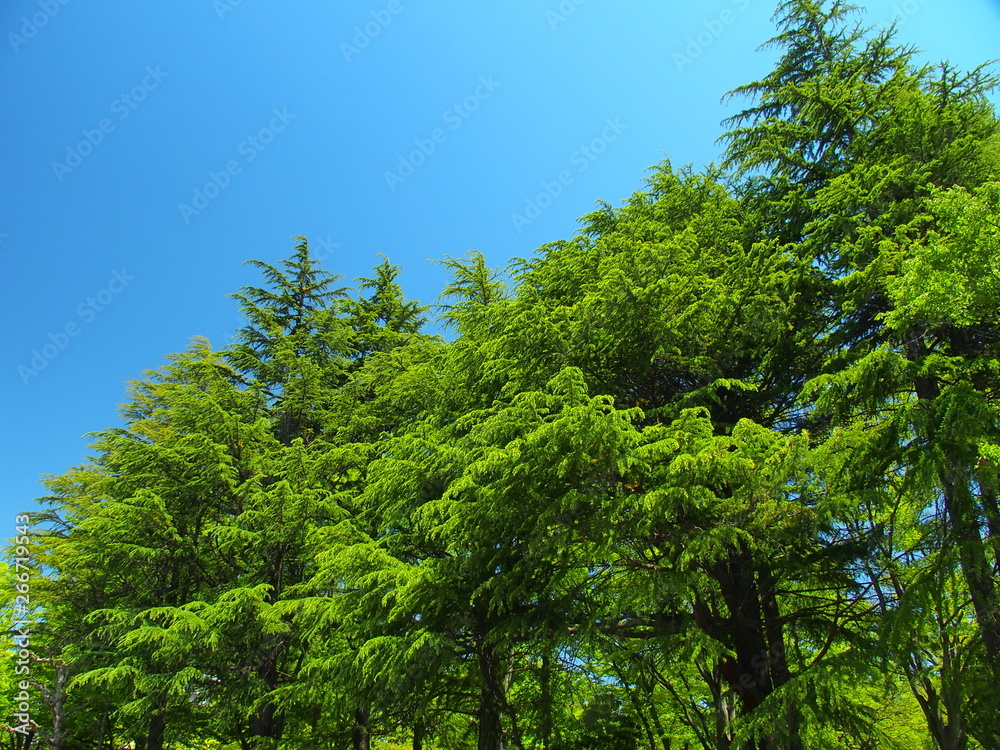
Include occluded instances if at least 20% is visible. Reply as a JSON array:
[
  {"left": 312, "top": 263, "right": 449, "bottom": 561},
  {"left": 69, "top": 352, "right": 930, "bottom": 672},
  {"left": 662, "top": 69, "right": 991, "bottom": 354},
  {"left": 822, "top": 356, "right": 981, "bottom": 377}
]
[{"left": 3, "top": 0, "right": 999, "bottom": 523}]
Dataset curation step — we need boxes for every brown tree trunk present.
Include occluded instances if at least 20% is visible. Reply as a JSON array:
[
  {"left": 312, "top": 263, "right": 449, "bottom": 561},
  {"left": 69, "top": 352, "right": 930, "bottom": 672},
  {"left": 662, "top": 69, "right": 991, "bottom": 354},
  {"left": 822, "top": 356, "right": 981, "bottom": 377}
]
[
  {"left": 760, "top": 571, "right": 800, "bottom": 750},
  {"left": 712, "top": 553, "right": 799, "bottom": 750},
  {"left": 715, "top": 553, "right": 773, "bottom": 710}
]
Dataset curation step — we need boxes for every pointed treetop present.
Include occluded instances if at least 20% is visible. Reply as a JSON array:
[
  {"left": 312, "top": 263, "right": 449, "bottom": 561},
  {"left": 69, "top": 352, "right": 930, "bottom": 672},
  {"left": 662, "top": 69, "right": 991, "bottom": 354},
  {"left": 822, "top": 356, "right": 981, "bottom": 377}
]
[
  {"left": 721, "top": 0, "right": 914, "bottom": 183},
  {"left": 434, "top": 251, "right": 508, "bottom": 331},
  {"left": 345, "top": 255, "right": 430, "bottom": 360}
]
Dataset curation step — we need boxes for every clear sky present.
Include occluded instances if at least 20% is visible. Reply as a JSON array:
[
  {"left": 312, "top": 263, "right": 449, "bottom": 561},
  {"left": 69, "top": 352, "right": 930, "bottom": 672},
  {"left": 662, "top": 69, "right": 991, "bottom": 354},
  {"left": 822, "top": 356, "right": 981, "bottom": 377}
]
[{"left": 3, "top": 0, "right": 999, "bottom": 523}]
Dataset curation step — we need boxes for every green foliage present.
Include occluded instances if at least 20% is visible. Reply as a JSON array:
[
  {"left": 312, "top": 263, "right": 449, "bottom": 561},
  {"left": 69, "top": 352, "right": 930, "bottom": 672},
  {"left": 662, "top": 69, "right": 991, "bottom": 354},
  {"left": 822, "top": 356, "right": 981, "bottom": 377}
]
[{"left": 13, "top": 3, "right": 1000, "bottom": 749}]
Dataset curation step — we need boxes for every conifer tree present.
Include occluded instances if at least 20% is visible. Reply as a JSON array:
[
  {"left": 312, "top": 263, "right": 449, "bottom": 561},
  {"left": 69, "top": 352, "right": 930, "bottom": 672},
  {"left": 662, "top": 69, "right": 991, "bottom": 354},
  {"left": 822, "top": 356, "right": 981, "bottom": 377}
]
[
  {"left": 343, "top": 255, "right": 428, "bottom": 363},
  {"left": 16, "top": 5, "right": 1000, "bottom": 749},
  {"left": 724, "top": 1, "right": 1000, "bottom": 744},
  {"left": 227, "top": 235, "right": 352, "bottom": 445},
  {"left": 34, "top": 338, "right": 273, "bottom": 748}
]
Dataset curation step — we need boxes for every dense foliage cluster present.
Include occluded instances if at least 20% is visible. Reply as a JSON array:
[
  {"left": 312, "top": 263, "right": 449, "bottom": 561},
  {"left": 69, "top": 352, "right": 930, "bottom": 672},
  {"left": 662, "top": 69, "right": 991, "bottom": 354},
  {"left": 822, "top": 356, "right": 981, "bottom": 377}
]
[{"left": 6, "top": 2, "right": 1000, "bottom": 748}]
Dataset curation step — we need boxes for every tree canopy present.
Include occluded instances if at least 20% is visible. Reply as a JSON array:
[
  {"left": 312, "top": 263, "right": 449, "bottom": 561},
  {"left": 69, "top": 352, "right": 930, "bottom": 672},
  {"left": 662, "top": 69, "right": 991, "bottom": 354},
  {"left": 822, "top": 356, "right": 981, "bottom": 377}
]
[{"left": 7, "top": 3, "right": 1000, "bottom": 749}]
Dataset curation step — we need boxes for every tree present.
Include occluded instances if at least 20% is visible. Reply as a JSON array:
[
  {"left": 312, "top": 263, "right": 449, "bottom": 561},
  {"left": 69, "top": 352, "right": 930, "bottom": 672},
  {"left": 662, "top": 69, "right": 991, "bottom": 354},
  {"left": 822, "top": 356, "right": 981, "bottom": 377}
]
[
  {"left": 227, "top": 235, "right": 352, "bottom": 445},
  {"left": 34, "top": 338, "right": 276, "bottom": 748},
  {"left": 20, "top": 5, "right": 1000, "bottom": 748},
  {"left": 725, "top": 1, "right": 1000, "bottom": 743},
  {"left": 343, "top": 255, "right": 428, "bottom": 364}
]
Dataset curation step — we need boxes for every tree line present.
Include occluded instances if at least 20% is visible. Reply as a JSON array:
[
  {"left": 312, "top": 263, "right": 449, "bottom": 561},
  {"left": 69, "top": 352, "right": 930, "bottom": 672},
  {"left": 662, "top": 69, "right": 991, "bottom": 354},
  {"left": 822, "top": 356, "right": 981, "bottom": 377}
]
[{"left": 5, "top": 2, "right": 1000, "bottom": 748}]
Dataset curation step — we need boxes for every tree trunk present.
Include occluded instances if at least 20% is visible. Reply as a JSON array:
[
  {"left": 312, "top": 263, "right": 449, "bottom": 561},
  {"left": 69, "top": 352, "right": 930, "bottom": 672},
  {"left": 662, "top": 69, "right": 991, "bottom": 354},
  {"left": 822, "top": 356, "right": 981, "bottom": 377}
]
[
  {"left": 976, "top": 485, "right": 1000, "bottom": 570},
  {"left": 95, "top": 707, "right": 109, "bottom": 749},
  {"left": 35, "top": 662, "right": 70, "bottom": 750},
  {"left": 477, "top": 641, "right": 506, "bottom": 750},
  {"left": 908, "top": 336, "right": 1000, "bottom": 676},
  {"left": 760, "top": 571, "right": 800, "bottom": 750},
  {"left": 145, "top": 714, "right": 166, "bottom": 750},
  {"left": 540, "top": 649, "right": 553, "bottom": 750},
  {"left": 712, "top": 553, "right": 800, "bottom": 750},
  {"left": 715, "top": 554, "right": 773, "bottom": 710},
  {"left": 943, "top": 472, "right": 1000, "bottom": 666},
  {"left": 249, "top": 698, "right": 283, "bottom": 740},
  {"left": 9, "top": 726, "right": 36, "bottom": 750},
  {"left": 352, "top": 706, "right": 371, "bottom": 750},
  {"left": 249, "top": 648, "right": 285, "bottom": 741}
]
